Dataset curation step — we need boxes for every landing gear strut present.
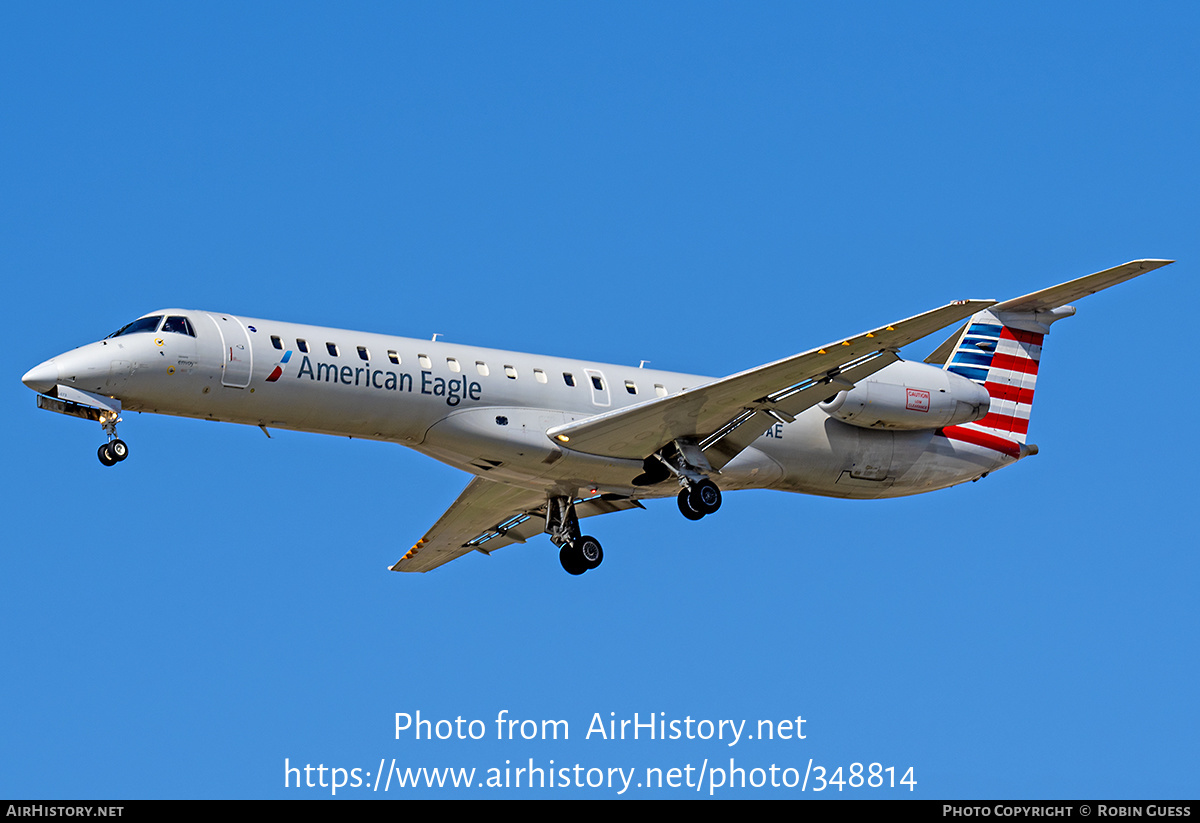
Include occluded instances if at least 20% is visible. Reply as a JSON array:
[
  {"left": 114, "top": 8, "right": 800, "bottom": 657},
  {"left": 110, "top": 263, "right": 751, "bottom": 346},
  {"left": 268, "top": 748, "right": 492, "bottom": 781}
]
[
  {"left": 546, "top": 496, "right": 604, "bottom": 575},
  {"left": 96, "top": 411, "right": 129, "bottom": 467},
  {"left": 652, "top": 441, "right": 723, "bottom": 521}
]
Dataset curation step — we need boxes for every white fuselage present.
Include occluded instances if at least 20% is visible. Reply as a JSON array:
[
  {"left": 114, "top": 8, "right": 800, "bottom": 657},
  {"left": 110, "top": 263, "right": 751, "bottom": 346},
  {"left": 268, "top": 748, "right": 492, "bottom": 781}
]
[{"left": 26, "top": 309, "right": 1015, "bottom": 501}]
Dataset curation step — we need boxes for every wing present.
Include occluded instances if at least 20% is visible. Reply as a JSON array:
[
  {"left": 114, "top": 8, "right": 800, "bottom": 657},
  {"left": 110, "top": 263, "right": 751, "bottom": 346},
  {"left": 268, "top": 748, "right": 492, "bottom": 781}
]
[
  {"left": 991, "top": 258, "right": 1173, "bottom": 313},
  {"left": 391, "top": 477, "right": 644, "bottom": 573},
  {"left": 546, "top": 299, "right": 994, "bottom": 467}
]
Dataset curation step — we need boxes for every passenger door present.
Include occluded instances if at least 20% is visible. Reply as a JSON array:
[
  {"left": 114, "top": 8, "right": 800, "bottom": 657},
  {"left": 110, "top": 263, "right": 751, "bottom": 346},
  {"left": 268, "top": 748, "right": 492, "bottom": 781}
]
[{"left": 211, "top": 314, "right": 253, "bottom": 388}]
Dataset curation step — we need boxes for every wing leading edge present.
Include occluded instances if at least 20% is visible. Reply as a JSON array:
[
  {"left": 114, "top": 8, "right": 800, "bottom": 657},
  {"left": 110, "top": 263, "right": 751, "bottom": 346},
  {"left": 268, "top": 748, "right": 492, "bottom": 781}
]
[
  {"left": 546, "top": 299, "right": 995, "bottom": 465},
  {"left": 391, "top": 477, "right": 643, "bottom": 573}
]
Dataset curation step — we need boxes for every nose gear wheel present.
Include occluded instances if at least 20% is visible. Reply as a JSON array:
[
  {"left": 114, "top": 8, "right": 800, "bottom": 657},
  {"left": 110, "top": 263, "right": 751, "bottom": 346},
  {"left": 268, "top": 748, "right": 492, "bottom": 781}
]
[{"left": 95, "top": 411, "right": 129, "bottom": 466}]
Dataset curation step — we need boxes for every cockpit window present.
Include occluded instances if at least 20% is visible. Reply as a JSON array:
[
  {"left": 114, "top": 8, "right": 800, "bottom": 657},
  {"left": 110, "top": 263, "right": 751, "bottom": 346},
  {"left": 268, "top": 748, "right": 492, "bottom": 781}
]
[
  {"left": 106, "top": 315, "right": 163, "bottom": 338},
  {"left": 162, "top": 316, "right": 196, "bottom": 337}
]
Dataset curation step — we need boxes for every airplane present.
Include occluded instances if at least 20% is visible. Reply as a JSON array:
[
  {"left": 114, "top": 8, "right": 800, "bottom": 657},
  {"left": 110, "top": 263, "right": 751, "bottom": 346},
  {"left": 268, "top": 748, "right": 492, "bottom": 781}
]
[{"left": 21, "top": 259, "right": 1171, "bottom": 576}]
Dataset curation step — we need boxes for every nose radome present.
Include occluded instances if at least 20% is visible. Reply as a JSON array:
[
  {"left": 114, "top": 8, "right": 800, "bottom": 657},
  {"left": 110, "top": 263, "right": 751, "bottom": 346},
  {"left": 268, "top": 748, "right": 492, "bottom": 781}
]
[{"left": 21, "top": 359, "right": 58, "bottom": 394}]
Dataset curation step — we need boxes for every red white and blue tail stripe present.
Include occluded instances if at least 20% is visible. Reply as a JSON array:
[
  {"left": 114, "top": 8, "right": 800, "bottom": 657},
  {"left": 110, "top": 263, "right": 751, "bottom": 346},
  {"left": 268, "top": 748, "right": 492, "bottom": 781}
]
[{"left": 944, "top": 314, "right": 1042, "bottom": 448}]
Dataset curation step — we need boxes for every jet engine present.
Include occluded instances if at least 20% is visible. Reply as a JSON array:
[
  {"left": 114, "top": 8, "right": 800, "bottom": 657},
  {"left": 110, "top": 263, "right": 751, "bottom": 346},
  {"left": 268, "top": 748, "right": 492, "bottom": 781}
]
[{"left": 819, "top": 361, "right": 989, "bottom": 430}]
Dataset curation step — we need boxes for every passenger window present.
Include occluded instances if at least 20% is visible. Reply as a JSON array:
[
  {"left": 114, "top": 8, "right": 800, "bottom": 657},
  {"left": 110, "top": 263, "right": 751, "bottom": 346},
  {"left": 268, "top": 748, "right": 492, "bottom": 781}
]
[
  {"left": 563, "top": 373, "right": 575, "bottom": 387},
  {"left": 357, "top": 346, "right": 369, "bottom": 361},
  {"left": 163, "top": 316, "right": 196, "bottom": 337},
  {"left": 388, "top": 350, "right": 400, "bottom": 365},
  {"left": 297, "top": 339, "right": 309, "bottom": 353},
  {"left": 655, "top": 384, "right": 667, "bottom": 397},
  {"left": 504, "top": 365, "right": 518, "bottom": 379},
  {"left": 418, "top": 354, "right": 431, "bottom": 368},
  {"left": 476, "top": 361, "right": 489, "bottom": 376},
  {"left": 326, "top": 342, "right": 339, "bottom": 357},
  {"left": 534, "top": 369, "right": 547, "bottom": 384},
  {"left": 447, "top": 358, "right": 461, "bottom": 372},
  {"left": 625, "top": 380, "right": 637, "bottom": 394},
  {"left": 270, "top": 335, "right": 283, "bottom": 350},
  {"left": 591, "top": 375, "right": 604, "bottom": 391}
]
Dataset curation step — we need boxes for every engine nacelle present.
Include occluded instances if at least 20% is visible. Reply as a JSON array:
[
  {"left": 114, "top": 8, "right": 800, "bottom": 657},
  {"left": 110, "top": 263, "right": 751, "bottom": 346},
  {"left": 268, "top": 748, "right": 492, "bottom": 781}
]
[{"left": 820, "top": 361, "right": 989, "bottom": 430}]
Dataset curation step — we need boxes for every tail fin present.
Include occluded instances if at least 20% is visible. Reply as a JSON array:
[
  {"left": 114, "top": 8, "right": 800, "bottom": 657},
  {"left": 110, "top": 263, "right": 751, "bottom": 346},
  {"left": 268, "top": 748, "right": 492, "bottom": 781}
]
[
  {"left": 936, "top": 310, "right": 1057, "bottom": 445},
  {"left": 926, "top": 259, "right": 1173, "bottom": 448}
]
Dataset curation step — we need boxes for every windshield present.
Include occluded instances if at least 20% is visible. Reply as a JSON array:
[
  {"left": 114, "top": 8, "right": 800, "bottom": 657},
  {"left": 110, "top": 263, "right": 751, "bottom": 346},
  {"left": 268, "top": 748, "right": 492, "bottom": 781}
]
[
  {"left": 105, "top": 315, "right": 163, "bottom": 338},
  {"left": 162, "top": 316, "right": 196, "bottom": 337}
]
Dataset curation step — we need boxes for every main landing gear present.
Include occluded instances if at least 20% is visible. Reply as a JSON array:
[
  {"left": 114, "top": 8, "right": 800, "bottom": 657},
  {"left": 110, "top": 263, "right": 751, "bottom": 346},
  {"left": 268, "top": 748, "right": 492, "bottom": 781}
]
[
  {"left": 559, "top": 536, "right": 603, "bottom": 576},
  {"left": 677, "top": 478, "right": 722, "bottom": 520},
  {"left": 648, "top": 441, "right": 724, "bottom": 522},
  {"left": 546, "top": 496, "right": 604, "bottom": 575},
  {"left": 96, "top": 411, "right": 129, "bottom": 467}
]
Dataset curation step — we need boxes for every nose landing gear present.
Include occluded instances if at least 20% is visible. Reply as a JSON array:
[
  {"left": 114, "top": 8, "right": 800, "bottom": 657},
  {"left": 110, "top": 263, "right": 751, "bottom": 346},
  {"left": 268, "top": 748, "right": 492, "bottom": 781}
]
[
  {"left": 96, "top": 411, "right": 129, "bottom": 467},
  {"left": 97, "top": 439, "right": 129, "bottom": 466}
]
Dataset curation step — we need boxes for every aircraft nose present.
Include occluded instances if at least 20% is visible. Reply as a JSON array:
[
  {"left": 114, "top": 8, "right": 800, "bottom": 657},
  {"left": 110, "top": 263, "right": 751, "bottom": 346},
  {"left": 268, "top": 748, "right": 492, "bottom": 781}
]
[{"left": 21, "top": 359, "right": 58, "bottom": 394}]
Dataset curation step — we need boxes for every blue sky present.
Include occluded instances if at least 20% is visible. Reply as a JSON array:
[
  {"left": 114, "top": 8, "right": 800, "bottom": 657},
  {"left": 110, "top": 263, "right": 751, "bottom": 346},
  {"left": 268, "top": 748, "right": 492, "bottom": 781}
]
[{"left": 3, "top": 3, "right": 1197, "bottom": 799}]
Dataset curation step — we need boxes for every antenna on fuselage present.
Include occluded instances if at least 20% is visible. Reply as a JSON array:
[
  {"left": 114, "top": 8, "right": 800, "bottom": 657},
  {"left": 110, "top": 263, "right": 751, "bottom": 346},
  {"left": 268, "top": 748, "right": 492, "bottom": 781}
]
[
  {"left": 639, "top": 360, "right": 650, "bottom": 369},
  {"left": 431, "top": 333, "right": 442, "bottom": 342}
]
